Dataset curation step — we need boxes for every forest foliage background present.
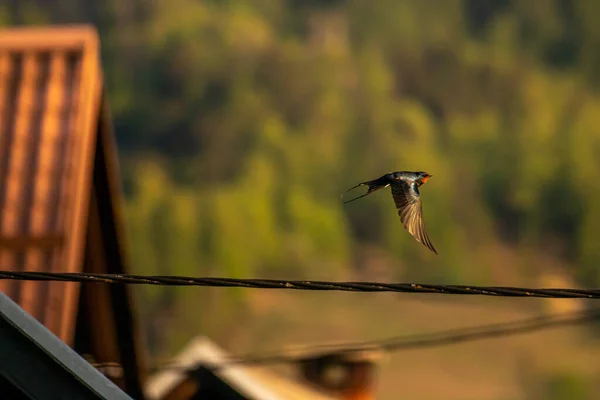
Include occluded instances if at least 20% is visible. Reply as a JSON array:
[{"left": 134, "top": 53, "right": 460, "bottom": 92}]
[{"left": 3, "top": 1, "right": 600, "bottom": 398}]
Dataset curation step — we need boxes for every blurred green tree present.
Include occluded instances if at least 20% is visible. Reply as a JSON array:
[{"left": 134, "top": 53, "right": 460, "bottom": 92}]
[{"left": 4, "top": 0, "right": 600, "bottom": 360}]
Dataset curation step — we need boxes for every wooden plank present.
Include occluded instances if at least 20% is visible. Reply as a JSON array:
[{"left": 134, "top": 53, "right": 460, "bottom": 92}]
[
  {"left": 54, "top": 30, "right": 101, "bottom": 344},
  {"left": 43, "top": 52, "right": 81, "bottom": 334},
  {"left": 0, "top": 52, "right": 19, "bottom": 298},
  {"left": 20, "top": 53, "right": 67, "bottom": 321},
  {"left": 0, "top": 53, "right": 39, "bottom": 300},
  {"left": 0, "top": 55, "right": 14, "bottom": 225},
  {"left": 0, "top": 25, "right": 98, "bottom": 51},
  {"left": 0, "top": 52, "right": 15, "bottom": 177},
  {"left": 0, "top": 235, "right": 64, "bottom": 249}
]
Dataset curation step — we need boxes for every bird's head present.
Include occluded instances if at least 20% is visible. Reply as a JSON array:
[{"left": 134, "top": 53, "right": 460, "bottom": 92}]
[{"left": 416, "top": 171, "right": 432, "bottom": 186}]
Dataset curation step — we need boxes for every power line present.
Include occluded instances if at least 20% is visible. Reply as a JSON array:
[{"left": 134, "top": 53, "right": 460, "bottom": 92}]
[
  {"left": 89, "top": 308, "right": 600, "bottom": 373},
  {"left": 0, "top": 270, "right": 599, "bottom": 298},
  {"left": 216, "top": 308, "right": 600, "bottom": 367}
]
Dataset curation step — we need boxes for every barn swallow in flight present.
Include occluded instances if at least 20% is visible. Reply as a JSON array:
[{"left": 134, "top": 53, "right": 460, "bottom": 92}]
[{"left": 341, "top": 171, "right": 437, "bottom": 254}]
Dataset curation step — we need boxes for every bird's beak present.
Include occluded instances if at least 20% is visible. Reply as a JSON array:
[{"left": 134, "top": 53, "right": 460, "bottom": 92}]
[{"left": 422, "top": 174, "right": 432, "bottom": 184}]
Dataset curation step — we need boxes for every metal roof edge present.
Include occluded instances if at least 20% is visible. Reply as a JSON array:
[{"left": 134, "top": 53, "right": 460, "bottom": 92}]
[{"left": 0, "top": 291, "right": 132, "bottom": 399}]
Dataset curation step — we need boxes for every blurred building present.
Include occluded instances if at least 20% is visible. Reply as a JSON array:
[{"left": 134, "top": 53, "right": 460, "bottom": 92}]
[
  {"left": 0, "top": 25, "right": 145, "bottom": 399},
  {"left": 145, "top": 336, "right": 380, "bottom": 400}
]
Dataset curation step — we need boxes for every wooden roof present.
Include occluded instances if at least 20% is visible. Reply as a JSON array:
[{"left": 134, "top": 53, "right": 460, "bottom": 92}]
[
  {"left": 0, "top": 25, "right": 146, "bottom": 399},
  {"left": 145, "top": 336, "right": 337, "bottom": 400}
]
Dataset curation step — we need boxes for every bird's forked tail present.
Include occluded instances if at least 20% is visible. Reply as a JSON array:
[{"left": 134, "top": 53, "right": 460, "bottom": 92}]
[{"left": 340, "top": 180, "right": 387, "bottom": 204}]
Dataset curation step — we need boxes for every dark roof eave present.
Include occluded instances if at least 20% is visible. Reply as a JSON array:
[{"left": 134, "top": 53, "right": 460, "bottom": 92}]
[{"left": 0, "top": 291, "right": 132, "bottom": 400}]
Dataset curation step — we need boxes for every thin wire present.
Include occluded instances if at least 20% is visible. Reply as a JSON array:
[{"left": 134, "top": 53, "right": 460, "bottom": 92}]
[
  {"left": 90, "top": 308, "right": 600, "bottom": 373},
  {"left": 217, "top": 308, "right": 600, "bottom": 367},
  {"left": 1, "top": 270, "right": 599, "bottom": 298}
]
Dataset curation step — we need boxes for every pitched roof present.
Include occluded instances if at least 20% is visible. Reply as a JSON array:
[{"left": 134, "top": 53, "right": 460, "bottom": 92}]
[
  {"left": 145, "top": 337, "right": 336, "bottom": 400},
  {"left": 0, "top": 25, "right": 145, "bottom": 399}
]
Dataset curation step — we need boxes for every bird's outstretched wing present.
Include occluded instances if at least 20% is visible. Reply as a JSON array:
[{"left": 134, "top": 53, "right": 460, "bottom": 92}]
[{"left": 390, "top": 180, "right": 437, "bottom": 254}]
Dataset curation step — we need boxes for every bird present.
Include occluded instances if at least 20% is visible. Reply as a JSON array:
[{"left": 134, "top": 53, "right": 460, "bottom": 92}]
[{"left": 341, "top": 171, "right": 437, "bottom": 254}]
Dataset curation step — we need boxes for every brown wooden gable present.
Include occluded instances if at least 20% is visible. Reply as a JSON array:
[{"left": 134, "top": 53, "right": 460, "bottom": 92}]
[{"left": 0, "top": 25, "right": 145, "bottom": 399}]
